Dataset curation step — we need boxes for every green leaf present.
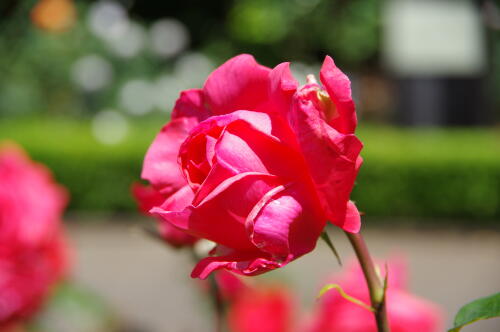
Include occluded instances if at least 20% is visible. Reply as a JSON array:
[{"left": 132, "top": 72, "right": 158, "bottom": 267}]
[
  {"left": 317, "top": 283, "right": 374, "bottom": 312},
  {"left": 448, "top": 292, "right": 500, "bottom": 332},
  {"left": 320, "top": 230, "right": 342, "bottom": 266}
]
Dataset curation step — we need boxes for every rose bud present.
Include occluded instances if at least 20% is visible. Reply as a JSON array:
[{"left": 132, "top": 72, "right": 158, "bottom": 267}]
[
  {"left": 141, "top": 54, "right": 363, "bottom": 278},
  {"left": 0, "top": 143, "right": 69, "bottom": 327}
]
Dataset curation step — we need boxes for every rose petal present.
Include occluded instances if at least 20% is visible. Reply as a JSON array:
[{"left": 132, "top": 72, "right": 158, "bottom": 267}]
[
  {"left": 191, "top": 250, "right": 285, "bottom": 279},
  {"left": 183, "top": 111, "right": 309, "bottom": 205},
  {"left": 131, "top": 183, "right": 165, "bottom": 214},
  {"left": 289, "top": 89, "right": 363, "bottom": 232},
  {"left": 178, "top": 111, "right": 274, "bottom": 188},
  {"left": 152, "top": 172, "right": 281, "bottom": 251},
  {"left": 172, "top": 89, "right": 211, "bottom": 122},
  {"left": 342, "top": 201, "right": 362, "bottom": 234},
  {"left": 203, "top": 54, "right": 271, "bottom": 115},
  {"left": 159, "top": 185, "right": 195, "bottom": 212},
  {"left": 268, "top": 62, "right": 298, "bottom": 117},
  {"left": 214, "top": 120, "right": 305, "bottom": 181},
  {"left": 141, "top": 117, "right": 198, "bottom": 194},
  {"left": 133, "top": 184, "right": 197, "bottom": 247},
  {"left": 319, "top": 56, "right": 357, "bottom": 135},
  {"left": 158, "top": 222, "right": 198, "bottom": 248},
  {"left": 247, "top": 185, "right": 325, "bottom": 259}
]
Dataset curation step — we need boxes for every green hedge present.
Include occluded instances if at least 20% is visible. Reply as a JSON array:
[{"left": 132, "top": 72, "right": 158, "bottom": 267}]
[
  {"left": 0, "top": 117, "right": 157, "bottom": 212},
  {"left": 353, "top": 128, "right": 499, "bottom": 223},
  {"left": 1, "top": 118, "right": 499, "bottom": 223}
]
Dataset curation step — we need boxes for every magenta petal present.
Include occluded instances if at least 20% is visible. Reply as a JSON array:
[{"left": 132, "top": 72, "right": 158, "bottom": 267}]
[
  {"left": 342, "top": 201, "right": 361, "bottom": 234},
  {"left": 319, "top": 56, "right": 357, "bottom": 135},
  {"left": 172, "top": 89, "right": 211, "bottom": 122},
  {"left": 178, "top": 110, "right": 275, "bottom": 188},
  {"left": 214, "top": 122, "right": 302, "bottom": 180},
  {"left": 155, "top": 185, "right": 198, "bottom": 247},
  {"left": 141, "top": 117, "right": 198, "bottom": 194},
  {"left": 159, "top": 185, "right": 195, "bottom": 212},
  {"left": 158, "top": 222, "right": 198, "bottom": 248},
  {"left": 131, "top": 183, "right": 165, "bottom": 215},
  {"left": 152, "top": 172, "right": 281, "bottom": 251},
  {"left": 289, "top": 92, "right": 363, "bottom": 232},
  {"left": 191, "top": 251, "right": 284, "bottom": 279},
  {"left": 247, "top": 185, "right": 325, "bottom": 259},
  {"left": 184, "top": 110, "right": 274, "bottom": 142},
  {"left": 203, "top": 54, "right": 271, "bottom": 114},
  {"left": 268, "top": 62, "right": 298, "bottom": 116}
]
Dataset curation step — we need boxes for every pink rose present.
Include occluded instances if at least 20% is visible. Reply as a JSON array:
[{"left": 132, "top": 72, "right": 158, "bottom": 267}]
[
  {"left": 0, "top": 144, "right": 67, "bottom": 248},
  {"left": 308, "top": 259, "right": 443, "bottom": 332},
  {"left": 0, "top": 144, "right": 69, "bottom": 327},
  {"left": 132, "top": 183, "right": 198, "bottom": 248},
  {"left": 141, "top": 54, "right": 363, "bottom": 278},
  {"left": 227, "top": 286, "right": 295, "bottom": 332}
]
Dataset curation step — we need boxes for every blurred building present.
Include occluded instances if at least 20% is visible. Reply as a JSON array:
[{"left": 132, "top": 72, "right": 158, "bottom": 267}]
[{"left": 383, "top": 0, "right": 490, "bottom": 126}]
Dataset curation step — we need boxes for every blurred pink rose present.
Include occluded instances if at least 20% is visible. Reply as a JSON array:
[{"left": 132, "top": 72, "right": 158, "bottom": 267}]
[
  {"left": 132, "top": 183, "right": 198, "bottom": 248},
  {"left": 308, "top": 259, "right": 443, "bottom": 332},
  {"left": 0, "top": 144, "right": 69, "bottom": 327},
  {"left": 0, "top": 144, "right": 67, "bottom": 248},
  {"left": 141, "top": 54, "right": 363, "bottom": 278},
  {"left": 228, "top": 286, "right": 295, "bottom": 332}
]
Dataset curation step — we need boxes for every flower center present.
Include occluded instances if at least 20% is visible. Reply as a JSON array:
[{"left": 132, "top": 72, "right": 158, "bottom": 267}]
[{"left": 303, "top": 74, "right": 339, "bottom": 123}]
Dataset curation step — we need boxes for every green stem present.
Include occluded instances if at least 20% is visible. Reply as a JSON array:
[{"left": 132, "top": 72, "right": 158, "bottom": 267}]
[{"left": 345, "top": 231, "right": 390, "bottom": 332}]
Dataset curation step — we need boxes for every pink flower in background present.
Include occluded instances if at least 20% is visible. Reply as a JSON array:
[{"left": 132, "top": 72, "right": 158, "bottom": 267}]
[
  {"left": 141, "top": 54, "right": 363, "bottom": 278},
  {"left": 0, "top": 143, "right": 69, "bottom": 327},
  {"left": 132, "top": 183, "right": 198, "bottom": 248},
  {"left": 0, "top": 144, "right": 67, "bottom": 248},
  {"left": 227, "top": 286, "right": 295, "bottom": 332},
  {"left": 308, "top": 259, "right": 443, "bottom": 332},
  {"left": 214, "top": 270, "right": 248, "bottom": 302}
]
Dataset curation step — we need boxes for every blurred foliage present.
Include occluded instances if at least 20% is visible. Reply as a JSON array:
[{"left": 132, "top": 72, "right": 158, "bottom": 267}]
[
  {"left": 30, "top": 282, "right": 118, "bottom": 332},
  {"left": 0, "top": 0, "right": 381, "bottom": 118},
  {"left": 354, "top": 127, "right": 500, "bottom": 224},
  {"left": 0, "top": 117, "right": 155, "bottom": 211},
  {"left": 0, "top": 0, "right": 499, "bottom": 225},
  {"left": 0, "top": 118, "right": 498, "bottom": 224}
]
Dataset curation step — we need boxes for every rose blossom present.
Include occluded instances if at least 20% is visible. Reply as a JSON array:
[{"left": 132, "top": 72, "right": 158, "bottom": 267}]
[
  {"left": 0, "top": 143, "right": 69, "bottom": 327},
  {"left": 141, "top": 54, "right": 363, "bottom": 278},
  {"left": 308, "top": 259, "right": 443, "bottom": 332}
]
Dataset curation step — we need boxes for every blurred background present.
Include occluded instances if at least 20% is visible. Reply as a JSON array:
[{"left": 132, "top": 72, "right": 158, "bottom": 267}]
[{"left": 0, "top": 0, "right": 499, "bottom": 331}]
